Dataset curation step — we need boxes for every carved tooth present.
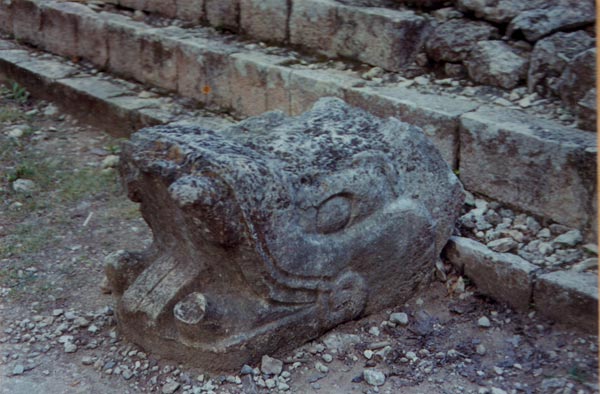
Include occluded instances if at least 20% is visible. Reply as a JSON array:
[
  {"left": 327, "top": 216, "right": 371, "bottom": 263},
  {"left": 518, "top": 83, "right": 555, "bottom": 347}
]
[{"left": 173, "top": 292, "right": 207, "bottom": 325}]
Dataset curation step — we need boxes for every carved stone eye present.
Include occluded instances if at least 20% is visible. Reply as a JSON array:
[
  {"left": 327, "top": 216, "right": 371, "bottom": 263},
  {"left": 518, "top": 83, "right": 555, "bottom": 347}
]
[{"left": 316, "top": 195, "right": 352, "bottom": 234}]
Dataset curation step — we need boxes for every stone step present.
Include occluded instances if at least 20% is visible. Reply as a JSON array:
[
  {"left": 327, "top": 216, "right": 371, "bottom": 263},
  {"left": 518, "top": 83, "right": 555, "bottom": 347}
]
[
  {"left": 0, "top": 39, "right": 233, "bottom": 136},
  {"left": 103, "top": 0, "right": 431, "bottom": 73},
  {"left": 444, "top": 236, "right": 598, "bottom": 334},
  {"left": 0, "top": 0, "right": 596, "bottom": 237}
]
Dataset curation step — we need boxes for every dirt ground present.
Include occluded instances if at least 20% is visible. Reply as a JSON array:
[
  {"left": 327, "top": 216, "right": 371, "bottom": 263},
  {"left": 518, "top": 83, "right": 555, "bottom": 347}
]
[{"left": 0, "top": 90, "right": 598, "bottom": 394}]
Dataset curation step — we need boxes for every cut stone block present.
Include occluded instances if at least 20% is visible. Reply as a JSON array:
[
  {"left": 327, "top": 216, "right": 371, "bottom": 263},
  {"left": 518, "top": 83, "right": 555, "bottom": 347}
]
[
  {"left": 137, "top": 28, "right": 180, "bottom": 91},
  {"left": 174, "top": 36, "right": 237, "bottom": 110},
  {"left": 287, "top": 68, "right": 354, "bottom": 116},
  {"left": 229, "top": 52, "right": 292, "bottom": 115},
  {"left": 507, "top": 0, "right": 595, "bottom": 42},
  {"left": 205, "top": 0, "right": 239, "bottom": 31},
  {"left": 0, "top": 49, "right": 78, "bottom": 101},
  {"left": 39, "top": 2, "right": 88, "bottom": 59},
  {"left": 345, "top": 86, "right": 479, "bottom": 169},
  {"left": 78, "top": 11, "right": 110, "bottom": 67},
  {"left": 0, "top": 0, "right": 13, "bottom": 36},
  {"left": 175, "top": 0, "right": 205, "bottom": 22},
  {"left": 459, "top": 106, "right": 597, "bottom": 237},
  {"left": 444, "top": 236, "right": 536, "bottom": 311},
  {"left": 240, "top": 0, "right": 288, "bottom": 43},
  {"left": 289, "top": 0, "right": 431, "bottom": 71},
  {"left": 108, "top": 97, "right": 463, "bottom": 371},
  {"left": 105, "top": 13, "right": 149, "bottom": 81},
  {"left": 534, "top": 271, "right": 598, "bottom": 333},
  {"left": 465, "top": 41, "right": 528, "bottom": 90},
  {"left": 11, "top": 0, "right": 43, "bottom": 48}
]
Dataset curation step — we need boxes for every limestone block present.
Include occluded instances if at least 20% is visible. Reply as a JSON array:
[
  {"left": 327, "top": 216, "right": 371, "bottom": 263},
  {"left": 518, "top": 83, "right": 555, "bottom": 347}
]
[
  {"left": 425, "top": 19, "right": 498, "bottom": 62},
  {"left": 507, "top": 0, "right": 595, "bottom": 42},
  {"left": 0, "top": 0, "right": 13, "bottom": 35},
  {"left": 12, "top": 0, "right": 43, "bottom": 48},
  {"left": 229, "top": 52, "right": 292, "bottom": 116},
  {"left": 534, "top": 271, "right": 598, "bottom": 333},
  {"left": 459, "top": 106, "right": 597, "bottom": 235},
  {"left": 137, "top": 28, "right": 180, "bottom": 91},
  {"left": 105, "top": 14, "right": 148, "bottom": 80},
  {"left": 287, "top": 68, "right": 353, "bottom": 116},
  {"left": 176, "top": 0, "right": 204, "bottom": 22},
  {"left": 174, "top": 36, "right": 236, "bottom": 110},
  {"left": 290, "top": 0, "right": 431, "bottom": 71},
  {"left": 240, "top": 0, "right": 288, "bottom": 43},
  {"left": 40, "top": 2, "right": 90, "bottom": 59},
  {"left": 527, "top": 31, "right": 594, "bottom": 96},
  {"left": 456, "top": 0, "right": 545, "bottom": 24},
  {"left": 464, "top": 41, "right": 528, "bottom": 90},
  {"left": 444, "top": 236, "right": 536, "bottom": 311},
  {"left": 77, "top": 12, "right": 109, "bottom": 67},
  {"left": 109, "top": 98, "right": 463, "bottom": 371},
  {"left": 557, "top": 48, "right": 596, "bottom": 132},
  {"left": 205, "top": 0, "right": 239, "bottom": 31},
  {"left": 345, "top": 86, "right": 479, "bottom": 169}
]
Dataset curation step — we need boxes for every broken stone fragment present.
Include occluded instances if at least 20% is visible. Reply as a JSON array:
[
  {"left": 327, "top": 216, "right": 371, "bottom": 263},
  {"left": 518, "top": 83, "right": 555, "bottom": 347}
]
[
  {"left": 527, "top": 31, "right": 594, "bottom": 96},
  {"left": 465, "top": 41, "right": 529, "bottom": 89},
  {"left": 507, "top": 0, "right": 595, "bottom": 42},
  {"left": 426, "top": 19, "right": 498, "bottom": 63},
  {"left": 107, "top": 97, "right": 463, "bottom": 371},
  {"left": 556, "top": 48, "right": 597, "bottom": 132}
]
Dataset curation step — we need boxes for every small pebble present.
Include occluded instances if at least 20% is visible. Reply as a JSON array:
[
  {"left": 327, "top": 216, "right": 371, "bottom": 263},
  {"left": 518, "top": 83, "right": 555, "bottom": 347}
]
[
  {"left": 389, "top": 312, "right": 409, "bottom": 326},
  {"left": 478, "top": 317, "right": 491, "bottom": 328}
]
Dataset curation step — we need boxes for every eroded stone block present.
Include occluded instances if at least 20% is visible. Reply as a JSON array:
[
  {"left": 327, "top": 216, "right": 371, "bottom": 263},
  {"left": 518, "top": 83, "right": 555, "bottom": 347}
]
[
  {"left": 240, "top": 0, "right": 288, "bottom": 43},
  {"left": 534, "top": 271, "right": 598, "bottom": 333},
  {"left": 108, "top": 98, "right": 463, "bottom": 371},
  {"left": 40, "top": 2, "right": 89, "bottom": 59},
  {"left": 205, "top": 0, "right": 239, "bottom": 31},
  {"left": 12, "top": 0, "right": 43, "bottom": 47},
  {"left": 459, "top": 106, "right": 597, "bottom": 236},
  {"left": 444, "top": 236, "right": 536, "bottom": 311},
  {"left": 289, "top": 0, "right": 431, "bottom": 71}
]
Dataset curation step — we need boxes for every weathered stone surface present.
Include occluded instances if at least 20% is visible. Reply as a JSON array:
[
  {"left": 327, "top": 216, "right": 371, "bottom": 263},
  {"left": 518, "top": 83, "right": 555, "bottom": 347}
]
[
  {"left": 456, "top": 0, "right": 545, "bottom": 24},
  {"left": 229, "top": 52, "right": 293, "bottom": 116},
  {"left": 557, "top": 48, "right": 596, "bottom": 132},
  {"left": 426, "top": 19, "right": 498, "bottom": 62},
  {"left": 459, "top": 106, "right": 597, "bottom": 236},
  {"left": 109, "top": 98, "right": 463, "bottom": 371},
  {"left": 175, "top": 0, "right": 204, "bottom": 22},
  {"left": 205, "top": 0, "right": 239, "bottom": 31},
  {"left": 11, "top": 0, "right": 43, "bottom": 48},
  {"left": 465, "top": 41, "right": 528, "bottom": 89},
  {"left": 40, "top": 2, "right": 90, "bottom": 59},
  {"left": 173, "top": 36, "right": 236, "bottom": 109},
  {"left": 289, "top": 0, "right": 432, "bottom": 71},
  {"left": 240, "top": 0, "right": 288, "bottom": 43},
  {"left": 105, "top": 14, "right": 149, "bottom": 82},
  {"left": 345, "top": 86, "right": 479, "bottom": 169},
  {"left": 507, "top": 0, "right": 595, "bottom": 42},
  {"left": 534, "top": 271, "right": 598, "bottom": 333},
  {"left": 287, "top": 68, "right": 353, "bottom": 116},
  {"left": 527, "top": 31, "right": 594, "bottom": 95},
  {"left": 444, "top": 237, "right": 536, "bottom": 311},
  {"left": 402, "top": 0, "right": 451, "bottom": 8},
  {"left": 0, "top": 0, "right": 13, "bottom": 35}
]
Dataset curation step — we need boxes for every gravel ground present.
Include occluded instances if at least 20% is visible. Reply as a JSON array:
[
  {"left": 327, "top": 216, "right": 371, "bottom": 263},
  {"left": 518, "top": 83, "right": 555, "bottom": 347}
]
[{"left": 0, "top": 88, "right": 598, "bottom": 394}]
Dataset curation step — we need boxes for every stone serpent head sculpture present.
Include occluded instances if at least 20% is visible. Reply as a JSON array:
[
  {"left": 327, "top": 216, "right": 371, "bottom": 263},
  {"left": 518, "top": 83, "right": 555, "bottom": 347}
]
[{"left": 105, "top": 97, "right": 463, "bottom": 371}]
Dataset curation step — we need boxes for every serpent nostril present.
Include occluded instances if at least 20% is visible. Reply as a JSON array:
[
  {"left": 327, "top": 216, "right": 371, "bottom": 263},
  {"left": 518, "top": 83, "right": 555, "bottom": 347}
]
[{"left": 173, "top": 292, "right": 207, "bottom": 325}]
